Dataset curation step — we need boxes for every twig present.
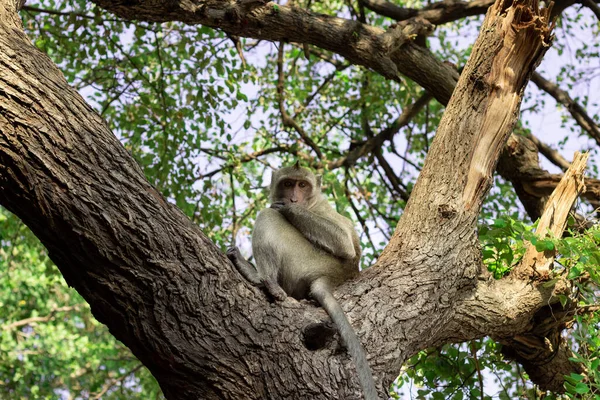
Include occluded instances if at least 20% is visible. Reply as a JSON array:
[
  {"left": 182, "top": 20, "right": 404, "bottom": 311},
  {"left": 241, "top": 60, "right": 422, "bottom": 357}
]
[
  {"left": 92, "top": 364, "right": 144, "bottom": 399},
  {"left": 344, "top": 168, "right": 376, "bottom": 251},
  {"left": 2, "top": 305, "right": 81, "bottom": 331},
  {"left": 276, "top": 43, "right": 323, "bottom": 159},
  {"left": 374, "top": 149, "right": 409, "bottom": 201},
  {"left": 328, "top": 91, "right": 432, "bottom": 169},
  {"left": 470, "top": 341, "right": 485, "bottom": 400},
  {"left": 293, "top": 65, "right": 349, "bottom": 118}
]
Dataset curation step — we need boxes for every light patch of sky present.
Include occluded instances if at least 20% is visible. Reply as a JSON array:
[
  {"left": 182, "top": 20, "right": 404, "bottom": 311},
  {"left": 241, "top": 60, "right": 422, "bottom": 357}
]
[{"left": 525, "top": 12, "right": 600, "bottom": 166}]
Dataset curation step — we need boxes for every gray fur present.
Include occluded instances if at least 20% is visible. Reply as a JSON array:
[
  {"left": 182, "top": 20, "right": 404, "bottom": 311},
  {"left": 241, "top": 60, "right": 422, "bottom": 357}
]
[{"left": 228, "top": 165, "right": 378, "bottom": 399}]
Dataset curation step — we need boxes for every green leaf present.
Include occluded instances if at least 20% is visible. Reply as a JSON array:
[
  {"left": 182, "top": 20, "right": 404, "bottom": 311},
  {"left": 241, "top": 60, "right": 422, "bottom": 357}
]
[
  {"left": 575, "top": 382, "right": 590, "bottom": 394},
  {"left": 567, "top": 266, "right": 582, "bottom": 279},
  {"left": 493, "top": 219, "right": 507, "bottom": 228}
]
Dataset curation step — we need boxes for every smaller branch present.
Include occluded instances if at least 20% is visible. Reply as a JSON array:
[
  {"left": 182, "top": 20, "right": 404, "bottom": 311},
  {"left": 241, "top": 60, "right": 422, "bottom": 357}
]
[
  {"left": 328, "top": 92, "right": 432, "bottom": 170},
  {"left": 469, "top": 341, "right": 485, "bottom": 400},
  {"left": 374, "top": 149, "right": 410, "bottom": 201},
  {"left": 92, "top": 364, "right": 144, "bottom": 399},
  {"left": 199, "top": 146, "right": 296, "bottom": 180},
  {"left": 344, "top": 169, "right": 377, "bottom": 251},
  {"left": 276, "top": 43, "right": 323, "bottom": 159},
  {"left": 360, "top": 0, "right": 494, "bottom": 25},
  {"left": 2, "top": 305, "right": 81, "bottom": 331},
  {"left": 22, "top": 5, "right": 97, "bottom": 20},
  {"left": 525, "top": 132, "right": 571, "bottom": 171},
  {"left": 531, "top": 72, "right": 600, "bottom": 147}
]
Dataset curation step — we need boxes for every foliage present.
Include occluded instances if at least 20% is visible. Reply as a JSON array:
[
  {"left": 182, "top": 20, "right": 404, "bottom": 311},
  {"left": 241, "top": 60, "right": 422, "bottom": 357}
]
[
  {"left": 0, "top": 0, "right": 598, "bottom": 397},
  {"left": 0, "top": 208, "right": 164, "bottom": 399},
  {"left": 392, "top": 221, "right": 600, "bottom": 399}
]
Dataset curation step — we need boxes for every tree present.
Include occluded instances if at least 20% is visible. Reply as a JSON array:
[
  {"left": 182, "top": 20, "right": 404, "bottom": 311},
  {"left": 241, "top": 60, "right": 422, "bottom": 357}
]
[{"left": 0, "top": 0, "right": 599, "bottom": 398}]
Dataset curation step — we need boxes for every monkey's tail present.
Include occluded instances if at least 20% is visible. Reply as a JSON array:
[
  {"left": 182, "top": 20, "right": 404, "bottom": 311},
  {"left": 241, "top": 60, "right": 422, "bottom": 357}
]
[{"left": 310, "top": 278, "right": 379, "bottom": 400}]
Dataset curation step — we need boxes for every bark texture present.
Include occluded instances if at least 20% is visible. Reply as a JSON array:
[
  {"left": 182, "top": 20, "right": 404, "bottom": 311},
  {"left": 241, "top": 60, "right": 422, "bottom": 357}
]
[{"left": 0, "top": 0, "right": 586, "bottom": 398}]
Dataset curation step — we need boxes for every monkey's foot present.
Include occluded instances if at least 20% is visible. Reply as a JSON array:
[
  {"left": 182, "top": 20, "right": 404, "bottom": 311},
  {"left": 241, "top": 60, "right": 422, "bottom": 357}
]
[{"left": 260, "top": 279, "right": 288, "bottom": 302}]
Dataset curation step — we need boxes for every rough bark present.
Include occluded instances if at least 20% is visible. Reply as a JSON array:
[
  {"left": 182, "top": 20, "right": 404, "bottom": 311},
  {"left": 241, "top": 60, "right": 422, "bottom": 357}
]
[{"left": 0, "top": 0, "right": 584, "bottom": 399}]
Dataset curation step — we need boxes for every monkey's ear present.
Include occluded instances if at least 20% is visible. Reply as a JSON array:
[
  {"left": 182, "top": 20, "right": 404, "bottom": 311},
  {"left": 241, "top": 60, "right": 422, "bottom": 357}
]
[{"left": 315, "top": 175, "right": 322, "bottom": 189}]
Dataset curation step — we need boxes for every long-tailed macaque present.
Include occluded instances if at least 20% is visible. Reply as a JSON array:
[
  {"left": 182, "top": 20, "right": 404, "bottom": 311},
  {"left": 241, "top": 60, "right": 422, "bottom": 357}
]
[{"left": 227, "top": 163, "right": 378, "bottom": 400}]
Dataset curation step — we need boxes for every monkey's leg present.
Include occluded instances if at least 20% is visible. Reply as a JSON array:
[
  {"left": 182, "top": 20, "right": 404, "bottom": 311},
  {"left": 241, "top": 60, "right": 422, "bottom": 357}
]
[
  {"left": 310, "top": 278, "right": 378, "bottom": 400},
  {"left": 227, "top": 246, "right": 287, "bottom": 301}
]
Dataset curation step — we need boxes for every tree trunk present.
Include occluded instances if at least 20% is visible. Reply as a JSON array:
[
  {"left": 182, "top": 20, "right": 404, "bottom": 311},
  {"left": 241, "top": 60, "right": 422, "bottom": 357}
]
[{"left": 0, "top": 0, "right": 581, "bottom": 398}]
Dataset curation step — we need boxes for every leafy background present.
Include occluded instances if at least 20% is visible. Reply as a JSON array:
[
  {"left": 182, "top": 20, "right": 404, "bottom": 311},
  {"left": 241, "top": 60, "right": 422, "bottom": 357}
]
[{"left": 0, "top": 0, "right": 599, "bottom": 398}]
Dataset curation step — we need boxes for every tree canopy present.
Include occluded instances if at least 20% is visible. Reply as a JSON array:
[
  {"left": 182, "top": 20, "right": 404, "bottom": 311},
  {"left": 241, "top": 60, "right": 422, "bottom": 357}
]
[{"left": 0, "top": 0, "right": 599, "bottom": 398}]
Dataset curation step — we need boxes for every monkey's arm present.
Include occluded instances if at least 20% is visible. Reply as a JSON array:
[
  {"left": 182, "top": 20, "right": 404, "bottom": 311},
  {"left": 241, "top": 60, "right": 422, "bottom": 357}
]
[
  {"left": 226, "top": 246, "right": 288, "bottom": 301},
  {"left": 275, "top": 204, "right": 358, "bottom": 260}
]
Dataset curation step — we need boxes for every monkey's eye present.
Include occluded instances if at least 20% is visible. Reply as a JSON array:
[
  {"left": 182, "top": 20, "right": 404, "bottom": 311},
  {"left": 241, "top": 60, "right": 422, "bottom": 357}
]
[
  {"left": 298, "top": 181, "right": 307, "bottom": 188},
  {"left": 283, "top": 181, "right": 293, "bottom": 188}
]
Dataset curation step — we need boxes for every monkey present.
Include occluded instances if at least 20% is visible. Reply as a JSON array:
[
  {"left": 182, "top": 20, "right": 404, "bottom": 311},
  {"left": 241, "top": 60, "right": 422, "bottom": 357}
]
[{"left": 227, "top": 162, "right": 378, "bottom": 400}]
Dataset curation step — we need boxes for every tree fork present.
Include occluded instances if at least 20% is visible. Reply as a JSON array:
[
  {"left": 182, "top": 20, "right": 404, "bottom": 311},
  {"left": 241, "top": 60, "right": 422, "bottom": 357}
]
[{"left": 0, "top": 0, "right": 586, "bottom": 398}]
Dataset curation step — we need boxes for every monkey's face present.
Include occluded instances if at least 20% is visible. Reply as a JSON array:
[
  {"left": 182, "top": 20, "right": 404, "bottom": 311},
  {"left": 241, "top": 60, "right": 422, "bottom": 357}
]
[{"left": 278, "top": 179, "right": 312, "bottom": 205}]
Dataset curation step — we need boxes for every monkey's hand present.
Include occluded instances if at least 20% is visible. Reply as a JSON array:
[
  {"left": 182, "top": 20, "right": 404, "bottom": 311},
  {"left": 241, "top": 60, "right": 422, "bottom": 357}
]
[
  {"left": 270, "top": 201, "right": 286, "bottom": 210},
  {"left": 226, "top": 246, "right": 262, "bottom": 286}
]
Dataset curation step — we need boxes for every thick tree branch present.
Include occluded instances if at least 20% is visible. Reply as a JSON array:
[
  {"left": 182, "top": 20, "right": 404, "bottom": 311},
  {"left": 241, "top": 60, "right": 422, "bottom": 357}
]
[
  {"left": 354, "top": 0, "right": 556, "bottom": 386},
  {"left": 361, "top": 0, "right": 575, "bottom": 24},
  {"left": 2, "top": 6, "right": 369, "bottom": 398}
]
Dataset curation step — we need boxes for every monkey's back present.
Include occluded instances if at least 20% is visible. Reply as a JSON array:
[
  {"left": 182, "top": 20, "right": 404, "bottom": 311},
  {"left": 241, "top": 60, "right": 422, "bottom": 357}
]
[{"left": 253, "top": 208, "right": 354, "bottom": 300}]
